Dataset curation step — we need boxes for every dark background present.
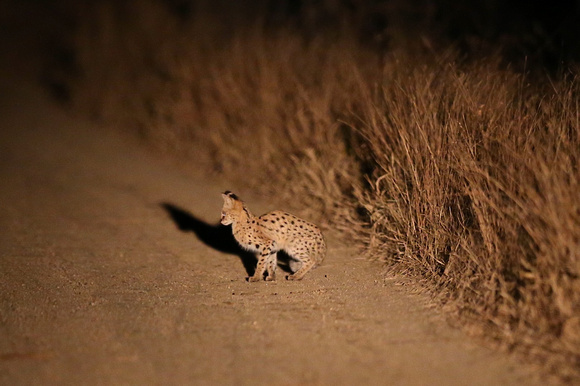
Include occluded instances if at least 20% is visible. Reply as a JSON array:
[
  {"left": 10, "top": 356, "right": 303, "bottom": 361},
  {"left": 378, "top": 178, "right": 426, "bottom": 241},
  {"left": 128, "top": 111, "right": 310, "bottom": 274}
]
[{"left": 3, "top": 0, "right": 580, "bottom": 78}]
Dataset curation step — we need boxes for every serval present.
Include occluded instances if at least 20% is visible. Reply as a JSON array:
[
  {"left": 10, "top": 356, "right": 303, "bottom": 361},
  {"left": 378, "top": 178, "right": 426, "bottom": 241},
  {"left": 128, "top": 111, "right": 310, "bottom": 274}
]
[{"left": 220, "top": 191, "right": 326, "bottom": 281}]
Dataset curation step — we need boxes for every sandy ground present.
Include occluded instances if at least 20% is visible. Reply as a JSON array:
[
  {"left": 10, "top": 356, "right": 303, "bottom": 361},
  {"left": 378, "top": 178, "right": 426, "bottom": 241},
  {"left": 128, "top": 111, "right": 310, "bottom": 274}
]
[{"left": 0, "top": 6, "right": 544, "bottom": 386}]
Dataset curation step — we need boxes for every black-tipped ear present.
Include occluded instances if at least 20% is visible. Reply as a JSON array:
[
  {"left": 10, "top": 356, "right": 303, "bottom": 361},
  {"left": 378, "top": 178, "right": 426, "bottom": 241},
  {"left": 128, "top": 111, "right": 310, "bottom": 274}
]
[{"left": 222, "top": 191, "right": 239, "bottom": 200}]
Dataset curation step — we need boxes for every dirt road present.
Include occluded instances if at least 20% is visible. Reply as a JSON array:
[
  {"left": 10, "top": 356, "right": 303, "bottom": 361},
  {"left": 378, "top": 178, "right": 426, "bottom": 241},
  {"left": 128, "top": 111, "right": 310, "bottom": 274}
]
[{"left": 0, "top": 76, "right": 545, "bottom": 386}]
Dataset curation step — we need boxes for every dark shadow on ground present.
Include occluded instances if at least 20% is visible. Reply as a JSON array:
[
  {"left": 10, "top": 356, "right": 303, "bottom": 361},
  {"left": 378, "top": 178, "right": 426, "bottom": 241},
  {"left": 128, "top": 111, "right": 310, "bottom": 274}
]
[{"left": 160, "top": 202, "right": 256, "bottom": 276}]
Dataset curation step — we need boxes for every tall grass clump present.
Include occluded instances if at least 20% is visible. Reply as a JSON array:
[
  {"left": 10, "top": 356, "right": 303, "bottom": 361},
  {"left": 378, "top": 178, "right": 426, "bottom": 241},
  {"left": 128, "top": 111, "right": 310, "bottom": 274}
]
[
  {"left": 60, "top": 0, "right": 579, "bottom": 380},
  {"left": 355, "top": 58, "right": 580, "bottom": 378}
]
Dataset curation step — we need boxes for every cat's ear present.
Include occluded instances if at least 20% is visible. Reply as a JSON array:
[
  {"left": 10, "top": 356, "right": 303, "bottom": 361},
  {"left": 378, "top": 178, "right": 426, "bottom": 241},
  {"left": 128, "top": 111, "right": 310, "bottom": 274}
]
[
  {"left": 222, "top": 191, "right": 239, "bottom": 201},
  {"left": 222, "top": 191, "right": 238, "bottom": 208}
]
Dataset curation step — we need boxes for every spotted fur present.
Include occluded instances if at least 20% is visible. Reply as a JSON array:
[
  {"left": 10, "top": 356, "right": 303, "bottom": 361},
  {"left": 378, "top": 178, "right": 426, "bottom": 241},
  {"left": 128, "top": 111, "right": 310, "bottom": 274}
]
[{"left": 220, "top": 191, "right": 326, "bottom": 281}]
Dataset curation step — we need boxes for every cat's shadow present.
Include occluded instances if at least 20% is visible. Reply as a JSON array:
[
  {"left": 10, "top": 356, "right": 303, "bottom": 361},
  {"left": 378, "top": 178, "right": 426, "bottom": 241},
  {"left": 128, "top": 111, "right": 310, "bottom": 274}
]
[{"left": 160, "top": 202, "right": 257, "bottom": 276}]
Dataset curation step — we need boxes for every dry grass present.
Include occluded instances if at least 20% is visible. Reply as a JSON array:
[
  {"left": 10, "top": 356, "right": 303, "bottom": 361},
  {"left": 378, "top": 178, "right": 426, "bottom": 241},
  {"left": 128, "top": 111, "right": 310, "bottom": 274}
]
[
  {"left": 61, "top": 1, "right": 580, "bottom": 381},
  {"left": 355, "top": 58, "right": 580, "bottom": 379}
]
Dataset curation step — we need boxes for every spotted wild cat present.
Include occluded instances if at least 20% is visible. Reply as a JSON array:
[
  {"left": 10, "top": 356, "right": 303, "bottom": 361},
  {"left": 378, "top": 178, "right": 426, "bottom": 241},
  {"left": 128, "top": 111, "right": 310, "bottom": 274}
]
[{"left": 220, "top": 191, "right": 326, "bottom": 281}]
